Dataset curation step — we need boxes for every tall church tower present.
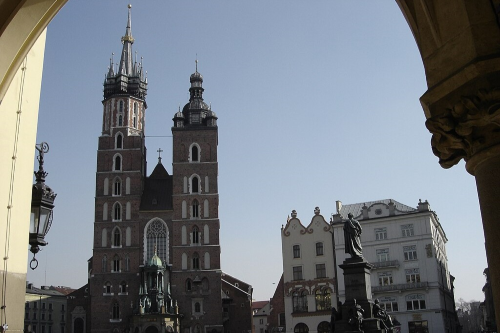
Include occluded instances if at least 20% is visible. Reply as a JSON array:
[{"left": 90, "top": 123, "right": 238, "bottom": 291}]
[
  {"left": 170, "top": 64, "right": 223, "bottom": 333},
  {"left": 91, "top": 5, "right": 149, "bottom": 332},
  {"left": 85, "top": 6, "right": 251, "bottom": 333}
]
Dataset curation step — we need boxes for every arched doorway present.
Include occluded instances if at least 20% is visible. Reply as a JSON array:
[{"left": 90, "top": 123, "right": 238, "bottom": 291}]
[
  {"left": 145, "top": 326, "right": 159, "bottom": 333},
  {"left": 74, "top": 318, "right": 84, "bottom": 333}
]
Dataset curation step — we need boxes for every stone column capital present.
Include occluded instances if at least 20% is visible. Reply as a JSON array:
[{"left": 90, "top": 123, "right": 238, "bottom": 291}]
[{"left": 425, "top": 87, "right": 500, "bottom": 174}]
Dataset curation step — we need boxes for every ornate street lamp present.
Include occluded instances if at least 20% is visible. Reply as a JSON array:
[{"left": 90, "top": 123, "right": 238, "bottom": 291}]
[{"left": 29, "top": 142, "right": 56, "bottom": 270}]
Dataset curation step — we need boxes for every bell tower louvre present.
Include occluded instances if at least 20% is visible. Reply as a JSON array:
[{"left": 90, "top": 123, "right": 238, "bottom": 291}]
[{"left": 82, "top": 5, "right": 253, "bottom": 333}]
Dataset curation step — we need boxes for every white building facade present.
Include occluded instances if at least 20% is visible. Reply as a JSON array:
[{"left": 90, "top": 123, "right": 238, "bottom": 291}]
[
  {"left": 331, "top": 199, "right": 459, "bottom": 333},
  {"left": 281, "top": 208, "right": 337, "bottom": 333}
]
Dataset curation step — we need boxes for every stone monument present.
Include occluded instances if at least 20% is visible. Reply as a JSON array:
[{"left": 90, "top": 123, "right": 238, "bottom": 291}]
[{"left": 332, "top": 213, "right": 393, "bottom": 333}]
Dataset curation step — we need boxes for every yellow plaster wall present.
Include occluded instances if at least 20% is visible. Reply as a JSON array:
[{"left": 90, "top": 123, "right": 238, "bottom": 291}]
[{"left": 0, "top": 28, "right": 46, "bottom": 332}]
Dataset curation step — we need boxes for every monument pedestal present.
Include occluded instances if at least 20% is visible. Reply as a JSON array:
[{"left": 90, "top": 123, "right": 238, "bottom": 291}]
[{"left": 335, "top": 258, "right": 386, "bottom": 333}]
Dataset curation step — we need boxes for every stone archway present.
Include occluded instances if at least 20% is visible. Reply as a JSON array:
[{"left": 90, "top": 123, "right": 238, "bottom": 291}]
[{"left": 1, "top": 0, "right": 500, "bottom": 330}]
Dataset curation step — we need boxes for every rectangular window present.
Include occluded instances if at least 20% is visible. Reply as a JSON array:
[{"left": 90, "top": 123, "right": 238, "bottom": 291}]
[
  {"left": 49, "top": 313, "right": 52, "bottom": 321},
  {"left": 61, "top": 326, "right": 64, "bottom": 333},
  {"left": 33, "top": 325, "right": 37, "bottom": 333},
  {"left": 316, "top": 242, "right": 324, "bottom": 256},
  {"left": 403, "top": 245, "right": 418, "bottom": 261},
  {"left": 378, "top": 272, "right": 393, "bottom": 286},
  {"left": 316, "top": 264, "right": 326, "bottom": 278},
  {"left": 293, "top": 245, "right": 300, "bottom": 258},
  {"left": 406, "top": 299, "right": 426, "bottom": 310},
  {"left": 48, "top": 303, "right": 53, "bottom": 310},
  {"left": 405, "top": 268, "right": 421, "bottom": 283},
  {"left": 33, "top": 313, "right": 37, "bottom": 320},
  {"left": 402, "top": 224, "right": 415, "bottom": 237},
  {"left": 408, "top": 321, "right": 428, "bottom": 333},
  {"left": 260, "top": 329, "right": 264, "bottom": 333},
  {"left": 376, "top": 248, "right": 389, "bottom": 262},
  {"left": 259, "top": 319, "right": 263, "bottom": 324},
  {"left": 25, "top": 302, "right": 29, "bottom": 309},
  {"left": 34, "top": 302, "right": 38, "bottom": 309},
  {"left": 61, "top": 314, "right": 65, "bottom": 321},
  {"left": 42, "top": 326, "right": 45, "bottom": 333},
  {"left": 42, "top": 313, "right": 45, "bottom": 320},
  {"left": 375, "top": 227, "right": 387, "bottom": 240},
  {"left": 61, "top": 304, "right": 65, "bottom": 311},
  {"left": 293, "top": 266, "right": 303, "bottom": 280},
  {"left": 279, "top": 313, "right": 285, "bottom": 326},
  {"left": 48, "top": 326, "right": 52, "bottom": 333},
  {"left": 381, "top": 301, "right": 398, "bottom": 312},
  {"left": 42, "top": 302, "right": 46, "bottom": 309}
]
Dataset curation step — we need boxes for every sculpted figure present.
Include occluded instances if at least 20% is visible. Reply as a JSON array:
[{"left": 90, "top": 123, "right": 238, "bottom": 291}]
[
  {"left": 373, "top": 299, "right": 394, "bottom": 331},
  {"left": 347, "top": 299, "right": 364, "bottom": 331},
  {"left": 344, "top": 213, "right": 363, "bottom": 258}
]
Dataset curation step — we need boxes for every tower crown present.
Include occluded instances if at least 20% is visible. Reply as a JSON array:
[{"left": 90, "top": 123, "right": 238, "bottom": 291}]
[
  {"left": 173, "top": 61, "right": 217, "bottom": 128},
  {"left": 103, "top": 4, "right": 147, "bottom": 100}
]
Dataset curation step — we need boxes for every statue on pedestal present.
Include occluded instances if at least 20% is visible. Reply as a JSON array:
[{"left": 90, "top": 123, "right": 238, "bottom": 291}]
[{"left": 344, "top": 213, "right": 363, "bottom": 258}]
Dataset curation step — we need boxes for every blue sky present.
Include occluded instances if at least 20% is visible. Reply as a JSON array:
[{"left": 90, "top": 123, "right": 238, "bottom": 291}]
[{"left": 29, "top": 1, "right": 486, "bottom": 302}]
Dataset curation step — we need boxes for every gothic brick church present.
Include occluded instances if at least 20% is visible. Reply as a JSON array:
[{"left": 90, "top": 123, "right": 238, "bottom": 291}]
[{"left": 66, "top": 6, "right": 252, "bottom": 333}]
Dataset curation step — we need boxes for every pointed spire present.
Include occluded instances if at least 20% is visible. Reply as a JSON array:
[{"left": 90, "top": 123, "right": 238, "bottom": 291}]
[{"left": 118, "top": 4, "right": 134, "bottom": 76}]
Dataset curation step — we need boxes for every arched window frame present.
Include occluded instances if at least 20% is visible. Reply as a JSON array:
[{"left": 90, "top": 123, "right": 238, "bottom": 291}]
[
  {"left": 191, "top": 199, "right": 199, "bottom": 219},
  {"left": 115, "top": 132, "right": 123, "bottom": 149},
  {"left": 113, "top": 177, "right": 122, "bottom": 196},
  {"left": 113, "top": 202, "right": 122, "bottom": 221},
  {"left": 190, "top": 174, "right": 201, "bottom": 194},
  {"left": 192, "top": 226, "right": 200, "bottom": 245},
  {"left": 119, "top": 281, "right": 127, "bottom": 295},
  {"left": 292, "top": 289, "right": 308, "bottom": 312},
  {"left": 112, "top": 255, "right": 120, "bottom": 273},
  {"left": 192, "top": 252, "right": 200, "bottom": 270},
  {"left": 143, "top": 218, "right": 169, "bottom": 265},
  {"left": 112, "top": 302, "right": 120, "bottom": 320},
  {"left": 112, "top": 227, "right": 121, "bottom": 248},
  {"left": 294, "top": 324, "right": 309, "bottom": 333},
  {"left": 189, "top": 143, "right": 201, "bottom": 162},
  {"left": 102, "top": 255, "right": 107, "bottom": 273},
  {"left": 104, "top": 281, "right": 112, "bottom": 295},
  {"left": 133, "top": 102, "right": 138, "bottom": 128},
  {"left": 186, "top": 279, "right": 192, "bottom": 292},
  {"left": 113, "top": 153, "right": 122, "bottom": 171},
  {"left": 315, "top": 287, "right": 332, "bottom": 311}
]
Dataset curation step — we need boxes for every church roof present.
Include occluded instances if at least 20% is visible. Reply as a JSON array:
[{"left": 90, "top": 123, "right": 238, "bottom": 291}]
[{"left": 140, "top": 163, "right": 173, "bottom": 211}]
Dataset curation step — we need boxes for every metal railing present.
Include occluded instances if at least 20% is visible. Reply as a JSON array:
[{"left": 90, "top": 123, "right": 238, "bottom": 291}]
[
  {"left": 372, "top": 281, "right": 429, "bottom": 293},
  {"left": 370, "top": 260, "right": 400, "bottom": 269}
]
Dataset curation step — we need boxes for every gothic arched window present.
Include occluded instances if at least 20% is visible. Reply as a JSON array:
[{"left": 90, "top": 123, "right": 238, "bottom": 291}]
[
  {"left": 113, "top": 178, "right": 121, "bottom": 196},
  {"left": 191, "top": 144, "right": 199, "bottom": 162},
  {"left": 144, "top": 219, "right": 169, "bottom": 265},
  {"left": 133, "top": 103, "right": 138, "bottom": 128},
  {"left": 192, "top": 226, "right": 199, "bottom": 244},
  {"left": 192, "top": 200, "right": 199, "bottom": 218},
  {"left": 112, "top": 302, "right": 120, "bottom": 319},
  {"left": 191, "top": 176, "right": 200, "bottom": 193},
  {"left": 116, "top": 133, "right": 123, "bottom": 149},
  {"left": 113, "top": 228, "right": 121, "bottom": 247},
  {"left": 113, "top": 255, "right": 120, "bottom": 272},
  {"left": 186, "top": 279, "right": 192, "bottom": 292},
  {"left": 192, "top": 252, "right": 200, "bottom": 270},
  {"left": 114, "top": 155, "right": 122, "bottom": 171},
  {"left": 113, "top": 203, "right": 121, "bottom": 221}
]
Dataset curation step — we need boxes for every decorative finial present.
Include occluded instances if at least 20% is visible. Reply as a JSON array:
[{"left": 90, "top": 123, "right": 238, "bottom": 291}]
[
  {"left": 314, "top": 207, "right": 320, "bottom": 215},
  {"left": 154, "top": 243, "right": 157, "bottom": 255},
  {"left": 128, "top": 3, "right": 132, "bottom": 9},
  {"left": 157, "top": 148, "right": 163, "bottom": 164},
  {"left": 195, "top": 57, "right": 198, "bottom": 73},
  {"left": 291, "top": 210, "right": 297, "bottom": 218}
]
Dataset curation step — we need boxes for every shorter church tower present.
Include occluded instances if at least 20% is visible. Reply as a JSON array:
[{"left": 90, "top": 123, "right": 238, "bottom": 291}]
[{"left": 171, "top": 64, "right": 224, "bottom": 333}]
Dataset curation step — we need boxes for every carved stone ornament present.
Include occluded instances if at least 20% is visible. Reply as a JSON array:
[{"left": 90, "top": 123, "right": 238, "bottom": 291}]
[{"left": 425, "top": 88, "right": 500, "bottom": 169}]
